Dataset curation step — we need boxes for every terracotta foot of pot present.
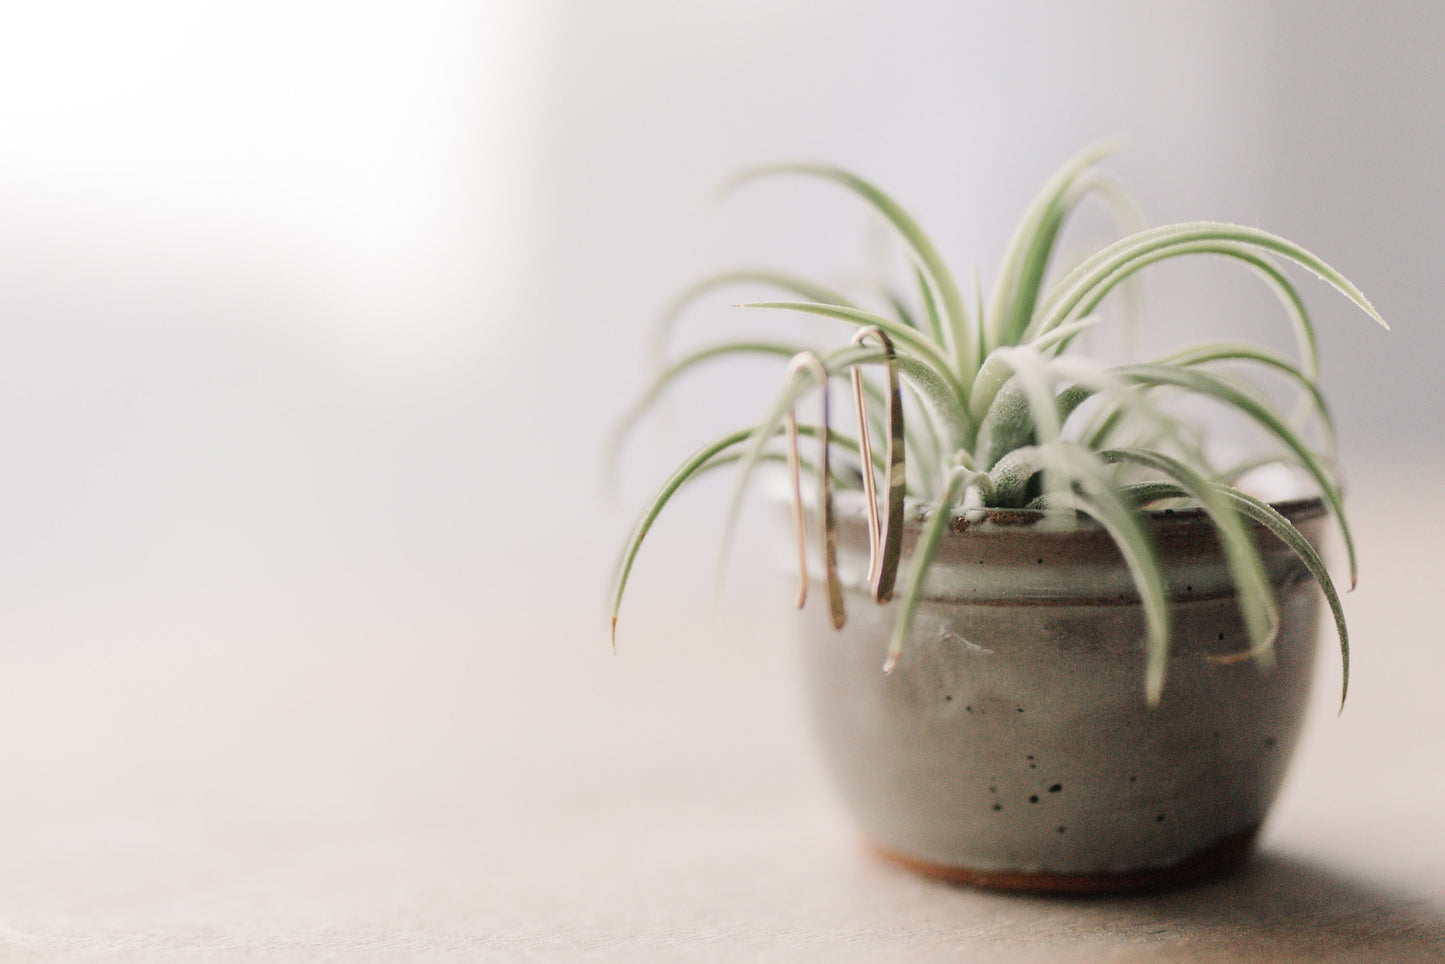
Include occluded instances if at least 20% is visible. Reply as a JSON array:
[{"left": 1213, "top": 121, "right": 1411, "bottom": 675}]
[{"left": 871, "top": 825, "right": 1260, "bottom": 895}]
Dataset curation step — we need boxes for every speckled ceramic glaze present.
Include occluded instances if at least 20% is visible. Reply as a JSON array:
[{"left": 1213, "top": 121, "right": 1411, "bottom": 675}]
[{"left": 795, "top": 498, "right": 1326, "bottom": 893}]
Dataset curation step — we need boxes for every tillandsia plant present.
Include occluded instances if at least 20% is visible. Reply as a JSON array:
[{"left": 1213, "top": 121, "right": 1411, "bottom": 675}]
[{"left": 609, "top": 141, "right": 1387, "bottom": 705}]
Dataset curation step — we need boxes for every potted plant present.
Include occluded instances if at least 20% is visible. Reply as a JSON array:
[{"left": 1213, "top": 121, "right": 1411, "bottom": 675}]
[{"left": 608, "top": 142, "right": 1387, "bottom": 893}]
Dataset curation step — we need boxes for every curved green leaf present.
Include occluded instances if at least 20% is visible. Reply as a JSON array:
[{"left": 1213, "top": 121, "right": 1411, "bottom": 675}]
[
  {"left": 740, "top": 302, "right": 955, "bottom": 388},
  {"left": 1051, "top": 244, "right": 1322, "bottom": 382},
  {"left": 1004, "top": 168, "right": 1148, "bottom": 347},
  {"left": 611, "top": 422, "right": 876, "bottom": 649},
  {"left": 885, "top": 467, "right": 970, "bottom": 671},
  {"left": 1154, "top": 341, "right": 1337, "bottom": 457},
  {"left": 651, "top": 267, "right": 853, "bottom": 362},
  {"left": 993, "top": 441, "right": 1173, "bottom": 701},
  {"left": 971, "top": 348, "right": 1069, "bottom": 504},
  {"left": 1057, "top": 449, "right": 1173, "bottom": 703},
  {"left": 604, "top": 339, "right": 934, "bottom": 490},
  {"left": 1124, "top": 480, "right": 1350, "bottom": 710},
  {"left": 724, "top": 162, "right": 975, "bottom": 379},
  {"left": 969, "top": 314, "right": 1105, "bottom": 425},
  {"left": 1030, "top": 222, "right": 1387, "bottom": 344},
  {"left": 1118, "top": 363, "right": 1356, "bottom": 588},
  {"left": 986, "top": 138, "right": 1123, "bottom": 348},
  {"left": 882, "top": 287, "right": 921, "bottom": 331},
  {"left": 605, "top": 340, "right": 811, "bottom": 487},
  {"left": 715, "top": 343, "right": 907, "bottom": 597},
  {"left": 1101, "top": 447, "right": 1279, "bottom": 665},
  {"left": 739, "top": 301, "right": 971, "bottom": 437},
  {"left": 610, "top": 427, "right": 752, "bottom": 649}
]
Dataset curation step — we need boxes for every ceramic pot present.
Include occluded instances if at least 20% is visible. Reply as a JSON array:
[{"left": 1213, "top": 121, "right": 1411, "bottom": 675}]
[{"left": 795, "top": 497, "right": 1326, "bottom": 893}]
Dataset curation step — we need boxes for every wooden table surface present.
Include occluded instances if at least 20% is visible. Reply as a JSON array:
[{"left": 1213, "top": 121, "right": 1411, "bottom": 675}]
[{"left": 0, "top": 475, "right": 1440, "bottom": 962}]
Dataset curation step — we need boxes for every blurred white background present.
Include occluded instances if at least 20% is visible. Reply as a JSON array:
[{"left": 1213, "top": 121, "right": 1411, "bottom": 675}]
[
  {"left": 0, "top": 3, "right": 1442, "bottom": 957},
  {"left": 0, "top": 0, "right": 1435, "bottom": 645}
]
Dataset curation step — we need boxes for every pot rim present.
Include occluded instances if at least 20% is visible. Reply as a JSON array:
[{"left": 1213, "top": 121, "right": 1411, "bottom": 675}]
[
  {"left": 825, "top": 489, "right": 1328, "bottom": 539},
  {"left": 806, "top": 491, "right": 1331, "bottom": 580},
  {"left": 938, "top": 493, "right": 1325, "bottom": 537}
]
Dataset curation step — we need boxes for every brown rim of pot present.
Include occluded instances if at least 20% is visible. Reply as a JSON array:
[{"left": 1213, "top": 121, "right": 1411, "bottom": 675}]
[
  {"left": 942, "top": 494, "right": 1326, "bottom": 535},
  {"left": 816, "top": 492, "right": 1329, "bottom": 571}
]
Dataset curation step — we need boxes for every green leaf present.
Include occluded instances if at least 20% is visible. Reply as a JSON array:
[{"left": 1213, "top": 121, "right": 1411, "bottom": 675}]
[
  {"left": 901, "top": 382, "right": 943, "bottom": 499},
  {"left": 1153, "top": 341, "right": 1337, "bottom": 457},
  {"left": 1118, "top": 364, "right": 1357, "bottom": 588},
  {"left": 610, "top": 422, "right": 873, "bottom": 650},
  {"left": 739, "top": 301, "right": 972, "bottom": 442},
  {"left": 885, "top": 467, "right": 970, "bottom": 671},
  {"left": 882, "top": 287, "right": 921, "bottom": 331},
  {"left": 968, "top": 314, "right": 1104, "bottom": 425},
  {"left": 1031, "top": 312, "right": 1106, "bottom": 356},
  {"left": 1125, "top": 480, "right": 1351, "bottom": 710},
  {"left": 1076, "top": 383, "right": 1205, "bottom": 465},
  {"left": 1030, "top": 222, "right": 1387, "bottom": 343},
  {"left": 970, "top": 347, "right": 1072, "bottom": 504},
  {"left": 1101, "top": 448, "right": 1279, "bottom": 666},
  {"left": 605, "top": 340, "right": 812, "bottom": 487},
  {"left": 985, "top": 138, "right": 1123, "bottom": 349},
  {"left": 610, "top": 427, "right": 753, "bottom": 650},
  {"left": 1222, "top": 489, "right": 1352, "bottom": 711},
  {"left": 715, "top": 343, "right": 905, "bottom": 598},
  {"left": 976, "top": 353, "right": 1205, "bottom": 477},
  {"left": 1004, "top": 168, "right": 1148, "bottom": 348},
  {"left": 650, "top": 267, "right": 853, "bottom": 362},
  {"left": 724, "top": 161, "right": 975, "bottom": 381},
  {"left": 604, "top": 338, "right": 929, "bottom": 491},
  {"left": 1065, "top": 243, "right": 1322, "bottom": 379},
  {"left": 740, "top": 302, "right": 951, "bottom": 379},
  {"left": 1057, "top": 453, "right": 1172, "bottom": 704},
  {"left": 992, "top": 441, "right": 1173, "bottom": 701},
  {"left": 986, "top": 444, "right": 1047, "bottom": 509},
  {"left": 914, "top": 265, "right": 946, "bottom": 351}
]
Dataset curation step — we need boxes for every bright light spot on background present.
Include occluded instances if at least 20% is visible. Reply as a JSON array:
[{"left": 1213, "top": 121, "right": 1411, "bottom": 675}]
[{"left": 0, "top": 0, "right": 547, "bottom": 351}]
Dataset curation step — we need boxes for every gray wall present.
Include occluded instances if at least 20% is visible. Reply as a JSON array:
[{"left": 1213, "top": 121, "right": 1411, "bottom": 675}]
[
  {"left": 0, "top": 2, "right": 1433, "bottom": 647},
  {"left": 1255, "top": 3, "right": 1443, "bottom": 462}
]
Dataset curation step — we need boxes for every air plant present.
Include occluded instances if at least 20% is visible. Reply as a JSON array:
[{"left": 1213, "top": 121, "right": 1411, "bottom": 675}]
[{"left": 609, "top": 141, "right": 1387, "bottom": 704}]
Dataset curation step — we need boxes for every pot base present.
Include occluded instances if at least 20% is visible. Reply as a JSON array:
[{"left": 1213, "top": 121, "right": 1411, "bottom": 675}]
[{"left": 871, "top": 824, "right": 1260, "bottom": 895}]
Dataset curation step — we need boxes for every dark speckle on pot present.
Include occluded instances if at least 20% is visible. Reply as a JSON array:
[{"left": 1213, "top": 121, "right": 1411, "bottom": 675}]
[
  {"left": 944, "top": 695, "right": 952, "bottom": 702},
  {"left": 1156, "top": 813, "right": 1167, "bottom": 823},
  {"left": 1029, "top": 795, "right": 1040, "bottom": 804},
  {"left": 1056, "top": 826, "right": 1067, "bottom": 834},
  {"left": 1049, "top": 784, "right": 1062, "bottom": 793},
  {"left": 992, "top": 803, "right": 1003, "bottom": 812},
  {"left": 1264, "top": 736, "right": 1277, "bottom": 748}
]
